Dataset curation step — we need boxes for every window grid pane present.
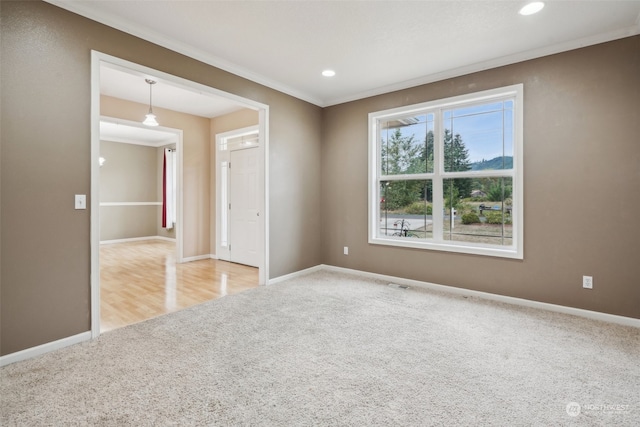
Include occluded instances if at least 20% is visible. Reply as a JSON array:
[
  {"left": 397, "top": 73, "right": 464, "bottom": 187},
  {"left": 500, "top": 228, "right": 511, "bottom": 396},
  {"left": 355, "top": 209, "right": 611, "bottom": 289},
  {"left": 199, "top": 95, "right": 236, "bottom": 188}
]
[
  {"left": 380, "top": 114, "right": 434, "bottom": 176},
  {"left": 442, "top": 177, "right": 513, "bottom": 247},
  {"left": 379, "top": 180, "right": 432, "bottom": 240},
  {"left": 443, "top": 99, "right": 514, "bottom": 174}
]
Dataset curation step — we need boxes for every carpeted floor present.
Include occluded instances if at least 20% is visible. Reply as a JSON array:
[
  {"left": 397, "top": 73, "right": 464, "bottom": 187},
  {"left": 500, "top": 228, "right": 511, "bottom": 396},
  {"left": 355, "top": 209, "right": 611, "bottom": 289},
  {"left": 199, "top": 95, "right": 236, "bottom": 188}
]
[{"left": 1, "top": 271, "right": 638, "bottom": 426}]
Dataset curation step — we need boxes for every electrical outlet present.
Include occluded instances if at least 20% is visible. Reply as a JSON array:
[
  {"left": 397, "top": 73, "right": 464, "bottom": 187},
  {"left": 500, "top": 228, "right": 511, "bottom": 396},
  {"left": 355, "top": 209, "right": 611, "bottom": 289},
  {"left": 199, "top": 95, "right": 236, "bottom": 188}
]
[
  {"left": 343, "top": 246, "right": 349, "bottom": 255},
  {"left": 583, "top": 275, "right": 593, "bottom": 289}
]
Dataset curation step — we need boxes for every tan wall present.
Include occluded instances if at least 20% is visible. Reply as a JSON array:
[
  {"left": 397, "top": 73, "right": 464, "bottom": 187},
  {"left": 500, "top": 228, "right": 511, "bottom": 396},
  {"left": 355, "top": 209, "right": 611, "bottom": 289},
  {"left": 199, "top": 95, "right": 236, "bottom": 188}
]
[
  {"left": 101, "top": 96, "right": 209, "bottom": 256},
  {"left": 100, "top": 141, "right": 158, "bottom": 202},
  {"left": 209, "top": 109, "right": 260, "bottom": 255},
  {"left": 321, "top": 36, "right": 640, "bottom": 319},
  {"left": 99, "top": 140, "right": 159, "bottom": 241},
  {"left": 100, "top": 206, "right": 158, "bottom": 241},
  {"left": 0, "top": 1, "right": 322, "bottom": 355}
]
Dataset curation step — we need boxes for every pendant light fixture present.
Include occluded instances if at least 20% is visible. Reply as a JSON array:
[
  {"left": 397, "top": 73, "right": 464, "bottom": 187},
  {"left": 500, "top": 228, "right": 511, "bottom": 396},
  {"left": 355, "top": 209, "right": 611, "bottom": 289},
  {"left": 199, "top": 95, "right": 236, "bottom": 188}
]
[{"left": 143, "top": 78, "right": 159, "bottom": 127}]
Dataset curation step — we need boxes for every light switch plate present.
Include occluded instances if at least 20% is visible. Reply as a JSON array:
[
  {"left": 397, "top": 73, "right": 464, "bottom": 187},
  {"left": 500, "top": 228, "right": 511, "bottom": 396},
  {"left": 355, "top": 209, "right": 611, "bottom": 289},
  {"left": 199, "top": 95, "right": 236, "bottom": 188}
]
[{"left": 75, "top": 194, "right": 86, "bottom": 210}]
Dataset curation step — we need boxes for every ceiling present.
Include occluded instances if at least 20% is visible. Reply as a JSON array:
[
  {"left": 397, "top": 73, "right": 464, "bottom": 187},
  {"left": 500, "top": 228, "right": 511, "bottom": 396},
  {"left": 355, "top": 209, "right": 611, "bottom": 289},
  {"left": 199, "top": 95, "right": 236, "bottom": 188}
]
[
  {"left": 100, "top": 63, "right": 246, "bottom": 119},
  {"left": 99, "top": 63, "right": 249, "bottom": 144},
  {"left": 47, "top": 1, "right": 640, "bottom": 108}
]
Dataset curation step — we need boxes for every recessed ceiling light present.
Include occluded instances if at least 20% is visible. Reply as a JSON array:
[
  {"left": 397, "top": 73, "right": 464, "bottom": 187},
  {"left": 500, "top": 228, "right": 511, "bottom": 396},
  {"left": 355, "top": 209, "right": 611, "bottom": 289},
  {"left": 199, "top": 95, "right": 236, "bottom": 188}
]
[
  {"left": 322, "top": 69, "right": 336, "bottom": 77},
  {"left": 519, "top": 1, "right": 545, "bottom": 16}
]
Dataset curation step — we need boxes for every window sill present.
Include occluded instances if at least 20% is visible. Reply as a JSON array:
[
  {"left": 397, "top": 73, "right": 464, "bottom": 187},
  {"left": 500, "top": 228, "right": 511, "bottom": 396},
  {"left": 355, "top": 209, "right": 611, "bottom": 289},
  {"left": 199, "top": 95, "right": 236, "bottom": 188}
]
[{"left": 369, "top": 236, "right": 523, "bottom": 259}]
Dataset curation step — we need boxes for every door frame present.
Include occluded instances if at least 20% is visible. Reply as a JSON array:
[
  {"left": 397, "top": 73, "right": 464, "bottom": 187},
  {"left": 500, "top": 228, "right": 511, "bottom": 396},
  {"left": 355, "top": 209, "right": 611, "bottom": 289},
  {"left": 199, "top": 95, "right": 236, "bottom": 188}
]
[
  {"left": 215, "top": 125, "right": 260, "bottom": 263},
  {"left": 90, "top": 51, "right": 270, "bottom": 338}
]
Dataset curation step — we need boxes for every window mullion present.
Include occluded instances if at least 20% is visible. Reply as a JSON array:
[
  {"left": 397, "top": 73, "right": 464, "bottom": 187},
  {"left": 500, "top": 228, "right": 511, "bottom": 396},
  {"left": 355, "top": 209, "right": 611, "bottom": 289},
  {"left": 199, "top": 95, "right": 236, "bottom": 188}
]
[
  {"left": 441, "top": 169, "right": 515, "bottom": 179},
  {"left": 432, "top": 108, "right": 443, "bottom": 242},
  {"left": 380, "top": 173, "right": 434, "bottom": 181},
  {"left": 371, "top": 116, "right": 381, "bottom": 240}
]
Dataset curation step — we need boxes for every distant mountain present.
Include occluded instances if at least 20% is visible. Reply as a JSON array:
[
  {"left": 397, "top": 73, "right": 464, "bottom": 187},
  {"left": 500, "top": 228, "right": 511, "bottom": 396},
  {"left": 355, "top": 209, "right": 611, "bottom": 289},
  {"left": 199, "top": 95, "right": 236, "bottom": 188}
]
[{"left": 471, "top": 156, "right": 513, "bottom": 171}]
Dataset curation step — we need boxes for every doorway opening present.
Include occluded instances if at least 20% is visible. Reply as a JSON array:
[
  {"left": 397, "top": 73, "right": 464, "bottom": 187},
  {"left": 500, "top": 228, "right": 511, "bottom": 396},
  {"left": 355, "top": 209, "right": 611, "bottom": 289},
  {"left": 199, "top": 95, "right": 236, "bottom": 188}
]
[
  {"left": 98, "top": 116, "right": 182, "bottom": 249},
  {"left": 91, "top": 51, "right": 270, "bottom": 337}
]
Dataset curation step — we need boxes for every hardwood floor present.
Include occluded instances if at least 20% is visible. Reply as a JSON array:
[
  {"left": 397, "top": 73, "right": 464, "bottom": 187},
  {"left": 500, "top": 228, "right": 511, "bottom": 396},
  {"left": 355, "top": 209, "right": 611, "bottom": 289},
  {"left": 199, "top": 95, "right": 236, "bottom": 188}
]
[{"left": 100, "top": 240, "right": 259, "bottom": 332}]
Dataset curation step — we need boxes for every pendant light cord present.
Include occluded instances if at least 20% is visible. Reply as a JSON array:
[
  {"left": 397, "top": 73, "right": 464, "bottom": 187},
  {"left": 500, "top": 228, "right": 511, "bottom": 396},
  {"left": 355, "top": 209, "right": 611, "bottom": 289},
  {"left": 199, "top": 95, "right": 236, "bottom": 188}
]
[{"left": 146, "top": 79, "right": 156, "bottom": 114}]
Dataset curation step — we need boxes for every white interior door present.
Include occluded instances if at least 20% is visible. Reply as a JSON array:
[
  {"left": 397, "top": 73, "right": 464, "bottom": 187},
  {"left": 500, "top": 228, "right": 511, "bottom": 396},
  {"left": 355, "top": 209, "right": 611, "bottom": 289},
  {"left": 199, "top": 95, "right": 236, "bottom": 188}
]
[{"left": 229, "top": 147, "right": 259, "bottom": 267}]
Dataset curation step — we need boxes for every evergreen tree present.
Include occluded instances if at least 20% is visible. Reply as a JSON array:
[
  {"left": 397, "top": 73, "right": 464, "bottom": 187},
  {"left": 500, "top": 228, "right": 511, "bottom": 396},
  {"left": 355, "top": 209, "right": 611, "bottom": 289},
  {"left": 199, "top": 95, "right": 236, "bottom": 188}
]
[
  {"left": 381, "top": 128, "right": 425, "bottom": 175},
  {"left": 418, "top": 130, "right": 434, "bottom": 202},
  {"left": 380, "top": 129, "right": 424, "bottom": 210},
  {"left": 380, "top": 127, "right": 474, "bottom": 211},
  {"left": 443, "top": 129, "right": 472, "bottom": 198}
]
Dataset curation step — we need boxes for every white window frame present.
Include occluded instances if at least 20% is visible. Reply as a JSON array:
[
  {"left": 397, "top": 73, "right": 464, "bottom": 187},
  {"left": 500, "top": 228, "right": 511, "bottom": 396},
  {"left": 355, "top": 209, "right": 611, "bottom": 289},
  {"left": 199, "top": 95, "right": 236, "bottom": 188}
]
[{"left": 368, "top": 84, "right": 524, "bottom": 259}]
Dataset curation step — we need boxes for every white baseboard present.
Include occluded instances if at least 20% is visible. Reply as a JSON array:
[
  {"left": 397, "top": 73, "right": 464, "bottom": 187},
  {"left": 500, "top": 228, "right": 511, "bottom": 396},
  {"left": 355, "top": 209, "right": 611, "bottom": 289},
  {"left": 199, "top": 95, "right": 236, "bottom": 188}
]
[
  {"left": 210, "top": 254, "right": 218, "bottom": 260},
  {"left": 100, "top": 236, "right": 176, "bottom": 245},
  {"left": 5, "top": 264, "right": 634, "bottom": 367},
  {"left": 182, "top": 254, "right": 213, "bottom": 263},
  {"left": 268, "top": 264, "right": 325, "bottom": 285},
  {"left": 0, "top": 331, "right": 92, "bottom": 367},
  {"left": 319, "top": 265, "right": 640, "bottom": 328}
]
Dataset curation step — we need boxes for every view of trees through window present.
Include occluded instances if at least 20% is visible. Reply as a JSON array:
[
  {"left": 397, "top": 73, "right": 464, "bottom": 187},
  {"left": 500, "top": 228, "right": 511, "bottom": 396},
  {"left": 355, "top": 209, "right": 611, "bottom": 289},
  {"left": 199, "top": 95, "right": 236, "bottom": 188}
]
[{"left": 377, "top": 99, "right": 515, "bottom": 246}]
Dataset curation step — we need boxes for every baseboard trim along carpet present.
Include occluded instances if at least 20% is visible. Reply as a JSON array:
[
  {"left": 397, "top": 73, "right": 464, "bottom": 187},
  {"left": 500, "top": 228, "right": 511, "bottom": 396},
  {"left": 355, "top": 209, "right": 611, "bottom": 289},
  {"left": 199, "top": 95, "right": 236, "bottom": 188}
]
[
  {"left": 1, "top": 270, "right": 637, "bottom": 425},
  {"left": 0, "top": 331, "right": 91, "bottom": 367},
  {"left": 271, "top": 264, "right": 640, "bottom": 328},
  {"left": 2, "top": 264, "right": 637, "bottom": 367},
  {"left": 268, "top": 264, "right": 325, "bottom": 285}
]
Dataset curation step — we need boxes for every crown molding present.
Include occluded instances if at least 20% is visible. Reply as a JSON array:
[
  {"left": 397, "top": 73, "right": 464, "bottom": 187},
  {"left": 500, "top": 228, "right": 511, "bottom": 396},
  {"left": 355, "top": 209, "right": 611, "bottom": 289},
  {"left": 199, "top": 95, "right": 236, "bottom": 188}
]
[
  {"left": 324, "top": 25, "right": 639, "bottom": 107},
  {"left": 44, "top": 0, "right": 324, "bottom": 107},
  {"left": 46, "top": 1, "right": 639, "bottom": 109}
]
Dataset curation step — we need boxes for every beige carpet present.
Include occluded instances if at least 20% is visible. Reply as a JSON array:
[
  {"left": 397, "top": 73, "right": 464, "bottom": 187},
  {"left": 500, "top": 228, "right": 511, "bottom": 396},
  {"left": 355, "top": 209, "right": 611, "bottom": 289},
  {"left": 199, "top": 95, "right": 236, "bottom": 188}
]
[{"left": 1, "top": 270, "right": 638, "bottom": 426}]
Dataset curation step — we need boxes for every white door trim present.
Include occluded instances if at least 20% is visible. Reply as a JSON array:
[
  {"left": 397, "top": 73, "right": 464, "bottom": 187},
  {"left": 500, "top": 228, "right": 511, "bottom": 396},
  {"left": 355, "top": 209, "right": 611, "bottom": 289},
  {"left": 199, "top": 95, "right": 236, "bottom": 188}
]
[{"left": 91, "top": 51, "right": 270, "bottom": 340}]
